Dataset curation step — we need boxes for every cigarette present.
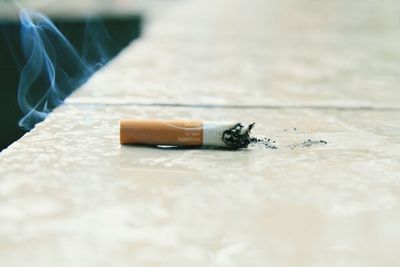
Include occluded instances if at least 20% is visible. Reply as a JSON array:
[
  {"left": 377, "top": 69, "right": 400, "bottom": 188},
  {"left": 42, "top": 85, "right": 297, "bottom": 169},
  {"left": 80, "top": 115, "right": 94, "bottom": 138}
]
[{"left": 120, "top": 119, "right": 255, "bottom": 149}]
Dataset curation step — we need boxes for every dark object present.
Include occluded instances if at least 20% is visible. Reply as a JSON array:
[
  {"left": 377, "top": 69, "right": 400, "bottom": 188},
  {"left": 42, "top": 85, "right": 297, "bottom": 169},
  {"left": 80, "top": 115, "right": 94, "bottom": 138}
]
[{"left": 222, "top": 123, "right": 255, "bottom": 149}]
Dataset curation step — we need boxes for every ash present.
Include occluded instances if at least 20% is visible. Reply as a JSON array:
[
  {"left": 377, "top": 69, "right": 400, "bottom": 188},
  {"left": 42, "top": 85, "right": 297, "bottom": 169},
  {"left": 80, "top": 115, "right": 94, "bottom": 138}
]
[
  {"left": 222, "top": 123, "right": 255, "bottom": 149},
  {"left": 289, "top": 139, "right": 328, "bottom": 149},
  {"left": 250, "top": 137, "right": 278, "bottom": 149},
  {"left": 222, "top": 123, "right": 279, "bottom": 150}
]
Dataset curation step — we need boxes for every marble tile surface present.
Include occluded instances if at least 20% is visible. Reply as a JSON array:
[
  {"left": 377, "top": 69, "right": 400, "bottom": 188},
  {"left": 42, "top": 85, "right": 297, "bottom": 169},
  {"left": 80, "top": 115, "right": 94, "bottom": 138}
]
[
  {"left": 1, "top": 104, "right": 399, "bottom": 266},
  {"left": 69, "top": 0, "right": 400, "bottom": 108}
]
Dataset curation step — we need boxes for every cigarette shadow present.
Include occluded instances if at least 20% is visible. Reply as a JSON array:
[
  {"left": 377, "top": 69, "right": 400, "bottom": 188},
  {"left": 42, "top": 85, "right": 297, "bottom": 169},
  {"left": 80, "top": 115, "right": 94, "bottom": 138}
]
[{"left": 121, "top": 144, "right": 246, "bottom": 152}]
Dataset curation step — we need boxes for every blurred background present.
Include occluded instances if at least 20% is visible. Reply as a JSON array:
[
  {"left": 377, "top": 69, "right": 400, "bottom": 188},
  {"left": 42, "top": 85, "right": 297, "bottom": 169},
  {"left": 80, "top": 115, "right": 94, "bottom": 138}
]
[{"left": 0, "top": 0, "right": 147, "bottom": 151}]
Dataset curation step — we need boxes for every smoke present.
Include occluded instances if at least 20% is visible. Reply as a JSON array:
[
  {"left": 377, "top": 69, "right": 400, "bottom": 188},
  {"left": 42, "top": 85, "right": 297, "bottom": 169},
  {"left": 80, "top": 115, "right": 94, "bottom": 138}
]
[{"left": 17, "top": 9, "right": 118, "bottom": 130}]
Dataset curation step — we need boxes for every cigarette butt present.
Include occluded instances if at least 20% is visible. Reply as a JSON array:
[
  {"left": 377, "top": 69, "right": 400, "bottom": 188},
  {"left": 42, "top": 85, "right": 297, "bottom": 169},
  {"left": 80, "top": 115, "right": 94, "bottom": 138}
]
[{"left": 120, "top": 119, "right": 255, "bottom": 149}]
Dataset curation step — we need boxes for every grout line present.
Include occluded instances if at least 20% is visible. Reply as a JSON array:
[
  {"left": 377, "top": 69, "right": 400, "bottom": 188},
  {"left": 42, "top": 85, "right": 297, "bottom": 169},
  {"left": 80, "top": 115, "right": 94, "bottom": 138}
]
[{"left": 64, "top": 102, "right": 400, "bottom": 111}]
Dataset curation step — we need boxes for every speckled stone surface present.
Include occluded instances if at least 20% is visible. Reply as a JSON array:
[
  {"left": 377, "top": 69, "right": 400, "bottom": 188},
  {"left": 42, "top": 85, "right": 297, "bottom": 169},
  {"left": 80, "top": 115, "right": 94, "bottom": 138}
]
[
  {"left": 1, "top": 0, "right": 400, "bottom": 266},
  {"left": 1, "top": 104, "right": 400, "bottom": 266},
  {"left": 69, "top": 0, "right": 400, "bottom": 108}
]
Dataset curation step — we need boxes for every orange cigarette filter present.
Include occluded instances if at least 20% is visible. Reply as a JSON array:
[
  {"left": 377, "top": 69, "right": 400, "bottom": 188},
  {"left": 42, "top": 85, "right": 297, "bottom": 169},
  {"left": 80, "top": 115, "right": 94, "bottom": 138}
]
[{"left": 120, "top": 119, "right": 255, "bottom": 149}]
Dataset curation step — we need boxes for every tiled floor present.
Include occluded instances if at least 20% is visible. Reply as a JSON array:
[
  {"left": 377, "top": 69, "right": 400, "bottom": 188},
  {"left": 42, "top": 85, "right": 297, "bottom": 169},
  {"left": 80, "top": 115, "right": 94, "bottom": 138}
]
[{"left": 1, "top": 0, "right": 400, "bottom": 266}]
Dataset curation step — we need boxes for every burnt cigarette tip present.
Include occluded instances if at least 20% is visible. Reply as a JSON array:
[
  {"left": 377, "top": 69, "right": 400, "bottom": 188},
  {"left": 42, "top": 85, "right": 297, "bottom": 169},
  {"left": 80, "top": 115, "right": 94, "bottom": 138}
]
[{"left": 221, "top": 122, "right": 255, "bottom": 149}]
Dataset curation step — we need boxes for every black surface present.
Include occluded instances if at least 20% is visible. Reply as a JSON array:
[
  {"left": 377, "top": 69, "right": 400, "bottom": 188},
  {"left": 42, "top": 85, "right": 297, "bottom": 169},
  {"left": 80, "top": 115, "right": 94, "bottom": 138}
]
[{"left": 0, "top": 15, "right": 142, "bottom": 151}]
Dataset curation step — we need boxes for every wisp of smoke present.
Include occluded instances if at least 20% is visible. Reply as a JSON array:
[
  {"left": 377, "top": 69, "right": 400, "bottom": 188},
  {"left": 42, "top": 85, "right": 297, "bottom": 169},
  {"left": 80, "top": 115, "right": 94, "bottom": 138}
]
[{"left": 17, "top": 9, "right": 117, "bottom": 130}]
